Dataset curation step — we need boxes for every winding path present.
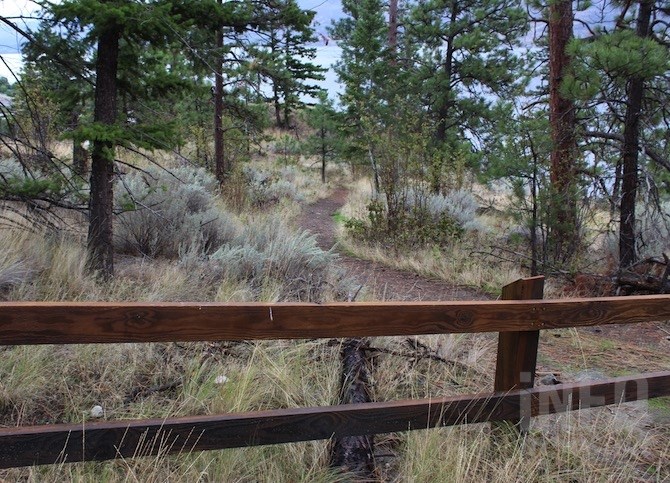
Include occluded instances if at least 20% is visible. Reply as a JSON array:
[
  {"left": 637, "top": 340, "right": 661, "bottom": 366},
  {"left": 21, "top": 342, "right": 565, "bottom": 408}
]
[
  {"left": 298, "top": 188, "right": 487, "bottom": 302},
  {"left": 297, "top": 188, "right": 670, "bottom": 348}
]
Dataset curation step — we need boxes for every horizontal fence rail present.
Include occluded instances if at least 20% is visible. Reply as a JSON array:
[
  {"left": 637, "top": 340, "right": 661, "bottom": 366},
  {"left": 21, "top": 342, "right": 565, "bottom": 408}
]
[
  {"left": 2, "top": 295, "right": 670, "bottom": 344},
  {"left": 0, "top": 372, "right": 669, "bottom": 468},
  {"left": 1, "top": 282, "right": 670, "bottom": 469}
]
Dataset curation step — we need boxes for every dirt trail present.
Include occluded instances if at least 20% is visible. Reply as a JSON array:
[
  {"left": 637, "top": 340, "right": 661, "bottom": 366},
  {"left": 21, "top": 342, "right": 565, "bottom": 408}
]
[
  {"left": 299, "top": 190, "right": 670, "bottom": 479},
  {"left": 298, "top": 188, "right": 487, "bottom": 302},
  {"left": 298, "top": 188, "right": 488, "bottom": 478},
  {"left": 297, "top": 188, "right": 670, "bottom": 351}
]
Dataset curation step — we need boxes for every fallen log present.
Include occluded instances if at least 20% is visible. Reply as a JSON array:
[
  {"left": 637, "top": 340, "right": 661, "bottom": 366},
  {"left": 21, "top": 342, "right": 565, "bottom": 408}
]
[
  {"left": 617, "top": 254, "right": 670, "bottom": 294},
  {"left": 330, "top": 337, "right": 375, "bottom": 479}
]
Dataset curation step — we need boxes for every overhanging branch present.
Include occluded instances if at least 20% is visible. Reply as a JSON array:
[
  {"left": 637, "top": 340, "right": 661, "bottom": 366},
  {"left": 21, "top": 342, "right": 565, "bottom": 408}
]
[{"left": 584, "top": 130, "right": 670, "bottom": 172}]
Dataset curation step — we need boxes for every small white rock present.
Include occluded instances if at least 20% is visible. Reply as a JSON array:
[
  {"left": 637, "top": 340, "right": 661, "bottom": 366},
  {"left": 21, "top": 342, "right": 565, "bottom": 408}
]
[
  {"left": 90, "top": 405, "right": 104, "bottom": 418},
  {"left": 214, "top": 375, "right": 229, "bottom": 385}
]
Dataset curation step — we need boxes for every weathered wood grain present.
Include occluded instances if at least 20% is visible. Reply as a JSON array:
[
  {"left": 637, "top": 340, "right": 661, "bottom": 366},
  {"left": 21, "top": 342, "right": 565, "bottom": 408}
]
[
  {"left": 330, "top": 337, "right": 375, "bottom": 476},
  {"left": 494, "top": 276, "right": 545, "bottom": 431},
  {"left": 0, "top": 371, "right": 668, "bottom": 468},
  {"left": 1, "top": 296, "right": 670, "bottom": 345}
]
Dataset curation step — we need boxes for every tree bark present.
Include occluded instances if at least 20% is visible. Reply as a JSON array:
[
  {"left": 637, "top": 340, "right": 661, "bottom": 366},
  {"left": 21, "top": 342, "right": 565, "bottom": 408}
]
[
  {"left": 619, "top": 0, "right": 652, "bottom": 270},
  {"left": 273, "top": 84, "right": 282, "bottom": 128},
  {"left": 435, "top": 22, "right": 456, "bottom": 144},
  {"left": 330, "top": 338, "right": 375, "bottom": 479},
  {"left": 73, "top": 141, "right": 88, "bottom": 177},
  {"left": 369, "top": 148, "right": 380, "bottom": 193},
  {"left": 214, "top": 0, "right": 226, "bottom": 184},
  {"left": 548, "top": 0, "right": 578, "bottom": 264},
  {"left": 429, "top": 14, "right": 458, "bottom": 196},
  {"left": 71, "top": 112, "right": 88, "bottom": 177},
  {"left": 320, "top": 126, "right": 326, "bottom": 183},
  {"left": 388, "top": 0, "right": 399, "bottom": 61},
  {"left": 282, "top": 31, "right": 292, "bottom": 129},
  {"left": 530, "top": 144, "right": 539, "bottom": 277},
  {"left": 87, "top": 26, "right": 120, "bottom": 279}
]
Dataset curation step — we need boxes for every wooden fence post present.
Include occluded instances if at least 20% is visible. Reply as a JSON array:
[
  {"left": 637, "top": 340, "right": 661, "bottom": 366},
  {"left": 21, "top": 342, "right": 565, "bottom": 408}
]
[{"left": 493, "top": 275, "right": 545, "bottom": 432}]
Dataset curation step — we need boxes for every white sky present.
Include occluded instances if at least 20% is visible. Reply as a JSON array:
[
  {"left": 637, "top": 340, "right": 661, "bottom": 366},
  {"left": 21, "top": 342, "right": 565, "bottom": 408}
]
[
  {"left": 0, "top": 0, "right": 39, "bottom": 17},
  {"left": 0, "top": 52, "right": 21, "bottom": 80},
  {"left": 0, "top": 0, "right": 344, "bottom": 98}
]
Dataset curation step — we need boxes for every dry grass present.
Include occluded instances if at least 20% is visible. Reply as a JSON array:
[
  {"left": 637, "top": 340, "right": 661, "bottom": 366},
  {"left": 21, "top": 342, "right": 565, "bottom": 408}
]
[
  {"left": 0, "top": 155, "right": 669, "bottom": 481},
  {"left": 337, "top": 236, "right": 525, "bottom": 295},
  {"left": 391, "top": 405, "right": 670, "bottom": 482},
  {"left": 0, "top": 156, "right": 354, "bottom": 480},
  {"left": 336, "top": 178, "right": 525, "bottom": 294},
  {"left": 0, "top": 230, "right": 351, "bottom": 480}
]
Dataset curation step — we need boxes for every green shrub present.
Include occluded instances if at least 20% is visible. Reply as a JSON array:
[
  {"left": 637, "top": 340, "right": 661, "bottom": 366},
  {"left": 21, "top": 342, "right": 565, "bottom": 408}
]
[{"left": 345, "top": 188, "right": 481, "bottom": 248}]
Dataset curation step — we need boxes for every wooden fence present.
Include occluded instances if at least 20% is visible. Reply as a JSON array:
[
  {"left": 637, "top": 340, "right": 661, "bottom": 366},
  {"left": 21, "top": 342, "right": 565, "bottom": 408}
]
[{"left": 1, "top": 276, "right": 670, "bottom": 468}]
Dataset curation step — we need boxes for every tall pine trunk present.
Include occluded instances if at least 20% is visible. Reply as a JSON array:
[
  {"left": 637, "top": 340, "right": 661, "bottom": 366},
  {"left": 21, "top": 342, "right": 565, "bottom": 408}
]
[
  {"left": 214, "top": 0, "right": 226, "bottom": 184},
  {"left": 619, "top": 0, "right": 652, "bottom": 270},
  {"left": 432, "top": 5, "right": 458, "bottom": 196},
  {"left": 282, "top": 31, "right": 292, "bottom": 129},
  {"left": 87, "top": 27, "right": 120, "bottom": 279},
  {"left": 548, "top": 0, "right": 577, "bottom": 264},
  {"left": 273, "top": 85, "right": 282, "bottom": 128},
  {"left": 71, "top": 112, "right": 88, "bottom": 177},
  {"left": 435, "top": 40, "right": 454, "bottom": 145},
  {"left": 320, "top": 126, "right": 327, "bottom": 183},
  {"left": 388, "top": 0, "right": 399, "bottom": 59}
]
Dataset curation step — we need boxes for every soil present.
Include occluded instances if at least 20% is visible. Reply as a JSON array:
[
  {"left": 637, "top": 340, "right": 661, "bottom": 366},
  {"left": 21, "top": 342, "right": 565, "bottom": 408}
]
[
  {"left": 297, "top": 187, "right": 670, "bottom": 363},
  {"left": 298, "top": 188, "right": 670, "bottom": 478},
  {"left": 298, "top": 188, "right": 487, "bottom": 302}
]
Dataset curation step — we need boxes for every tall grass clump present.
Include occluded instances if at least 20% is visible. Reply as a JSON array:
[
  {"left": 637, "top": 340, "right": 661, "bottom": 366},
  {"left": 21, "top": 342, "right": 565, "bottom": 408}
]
[
  {"left": 114, "top": 166, "right": 239, "bottom": 258},
  {"left": 0, "top": 229, "right": 93, "bottom": 300},
  {"left": 392, "top": 406, "right": 668, "bottom": 481},
  {"left": 0, "top": 229, "right": 40, "bottom": 292}
]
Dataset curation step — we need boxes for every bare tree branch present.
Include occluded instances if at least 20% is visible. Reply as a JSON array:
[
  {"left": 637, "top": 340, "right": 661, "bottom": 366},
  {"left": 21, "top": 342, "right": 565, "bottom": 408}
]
[{"left": 584, "top": 130, "right": 670, "bottom": 172}]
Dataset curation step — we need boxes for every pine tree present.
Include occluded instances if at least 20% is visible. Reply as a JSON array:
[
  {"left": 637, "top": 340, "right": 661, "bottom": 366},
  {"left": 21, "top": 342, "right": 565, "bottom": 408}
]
[
  {"left": 330, "top": 0, "right": 391, "bottom": 191},
  {"left": 564, "top": 0, "right": 670, "bottom": 269},
  {"left": 331, "top": 0, "right": 389, "bottom": 123},
  {"left": 303, "top": 92, "right": 340, "bottom": 183},
  {"left": 21, "top": 24, "right": 92, "bottom": 175},
  {"left": 37, "top": 0, "right": 250, "bottom": 278},
  {"left": 407, "top": 0, "right": 528, "bottom": 146},
  {"left": 619, "top": 0, "right": 653, "bottom": 269},
  {"left": 251, "top": 0, "right": 325, "bottom": 128},
  {"left": 400, "top": 0, "right": 528, "bottom": 195}
]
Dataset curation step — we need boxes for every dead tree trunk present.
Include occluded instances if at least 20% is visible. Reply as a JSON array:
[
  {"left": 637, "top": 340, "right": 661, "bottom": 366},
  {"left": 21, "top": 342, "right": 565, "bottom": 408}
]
[{"left": 330, "top": 337, "right": 375, "bottom": 479}]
